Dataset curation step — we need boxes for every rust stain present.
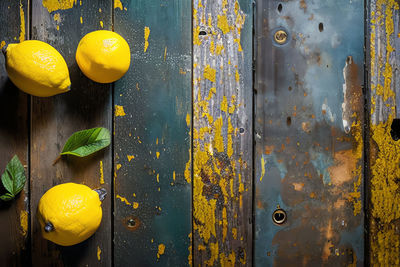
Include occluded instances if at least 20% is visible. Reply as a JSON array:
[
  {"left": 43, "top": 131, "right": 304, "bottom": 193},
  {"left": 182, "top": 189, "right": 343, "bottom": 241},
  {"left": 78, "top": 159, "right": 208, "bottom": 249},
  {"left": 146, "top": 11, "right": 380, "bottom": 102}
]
[{"left": 328, "top": 150, "right": 356, "bottom": 186}]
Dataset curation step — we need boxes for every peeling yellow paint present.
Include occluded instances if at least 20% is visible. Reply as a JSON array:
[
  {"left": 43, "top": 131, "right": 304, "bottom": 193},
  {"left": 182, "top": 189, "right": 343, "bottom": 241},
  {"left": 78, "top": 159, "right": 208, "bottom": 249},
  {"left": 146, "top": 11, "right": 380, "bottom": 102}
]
[
  {"left": 0, "top": 41, "right": 6, "bottom": 49},
  {"left": 156, "top": 173, "right": 160, "bottom": 183},
  {"left": 53, "top": 13, "right": 60, "bottom": 21},
  {"left": 99, "top": 160, "right": 104, "bottom": 184},
  {"left": 232, "top": 227, "right": 237, "bottom": 239},
  {"left": 127, "top": 155, "right": 135, "bottom": 162},
  {"left": 213, "top": 116, "right": 224, "bottom": 152},
  {"left": 173, "top": 171, "right": 176, "bottom": 181},
  {"left": 19, "top": 1, "right": 25, "bottom": 42},
  {"left": 144, "top": 26, "right": 150, "bottom": 52},
  {"left": 186, "top": 113, "right": 191, "bottom": 127},
  {"left": 220, "top": 96, "right": 228, "bottom": 113},
  {"left": 206, "top": 242, "right": 219, "bottom": 265},
  {"left": 116, "top": 195, "right": 131, "bottom": 206},
  {"left": 204, "top": 65, "right": 216, "bottom": 82},
  {"left": 97, "top": 246, "right": 101, "bottom": 261},
  {"left": 216, "top": 44, "right": 224, "bottom": 55},
  {"left": 80, "top": 16, "right": 83, "bottom": 24},
  {"left": 116, "top": 163, "right": 122, "bottom": 170},
  {"left": 133, "top": 202, "right": 139, "bottom": 209},
  {"left": 42, "top": 0, "right": 77, "bottom": 13},
  {"left": 114, "top": 0, "right": 123, "bottom": 10},
  {"left": 235, "top": 69, "right": 240, "bottom": 82},
  {"left": 156, "top": 152, "right": 160, "bottom": 159},
  {"left": 188, "top": 233, "right": 193, "bottom": 266},
  {"left": 217, "top": 14, "right": 230, "bottom": 34},
  {"left": 99, "top": 21, "right": 103, "bottom": 28},
  {"left": 157, "top": 243, "right": 165, "bottom": 259},
  {"left": 220, "top": 251, "right": 235, "bottom": 267},
  {"left": 115, "top": 105, "right": 126, "bottom": 117},
  {"left": 20, "top": 210, "right": 28, "bottom": 236}
]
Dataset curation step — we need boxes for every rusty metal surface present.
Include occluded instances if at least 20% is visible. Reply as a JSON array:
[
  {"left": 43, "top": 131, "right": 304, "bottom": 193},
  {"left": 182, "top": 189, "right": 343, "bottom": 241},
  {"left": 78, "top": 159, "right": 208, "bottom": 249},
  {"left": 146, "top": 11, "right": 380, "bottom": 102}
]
[{"left": 255, "top": 0, "right": 364, "bottom": 265}]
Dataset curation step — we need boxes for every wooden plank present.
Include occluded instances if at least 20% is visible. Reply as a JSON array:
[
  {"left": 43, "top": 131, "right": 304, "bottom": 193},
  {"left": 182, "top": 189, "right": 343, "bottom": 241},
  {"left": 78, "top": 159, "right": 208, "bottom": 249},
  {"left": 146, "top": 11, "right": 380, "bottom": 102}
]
[
  {"left": 254, "top": 0, "right": 364, "bottom": 266},
  {"left": 368, "top": 0, "right": 400, "bottom": 265},
  {"left": 30, "top": 1, "right": 112, "bottom": 266},
  {"left": 113, "top": 1, "right": 192, "bottom": 266},
  {"left": 0, "top": 1, "right": 29, "bottom": 266},
  {"left": 192, "top": 0, "right": 253, "bottom": 266}
]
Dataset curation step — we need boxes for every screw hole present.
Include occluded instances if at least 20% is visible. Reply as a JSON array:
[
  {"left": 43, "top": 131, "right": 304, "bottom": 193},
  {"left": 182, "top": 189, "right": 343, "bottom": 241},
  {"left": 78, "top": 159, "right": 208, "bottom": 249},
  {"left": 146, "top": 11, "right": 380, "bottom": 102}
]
[
  {"left": 277, "top": 3, "right": 282, "bottom": 12},
  {"left": 272, "top": 209, "right": 287, "bottom": 225},
  {"left": 319, "top": 23, "right": 324, "bottom": 32},
  {"left": 287, "top": 116, "right": 292, "bottom": 126},
  {"left": 239, "top": 128, "right": 245, "bottom": 134},
  {"left": 199, "top": 31, "right": 207, "bottom": 36},
  {"left": 391, "top": 118, "right": 400, "bottom": 141}
]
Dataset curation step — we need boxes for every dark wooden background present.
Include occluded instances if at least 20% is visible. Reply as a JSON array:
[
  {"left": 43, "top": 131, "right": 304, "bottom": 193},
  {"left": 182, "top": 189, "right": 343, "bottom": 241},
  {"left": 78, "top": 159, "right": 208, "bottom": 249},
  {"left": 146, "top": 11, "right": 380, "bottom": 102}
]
[{"left": 0, "top": 0, "right": 399, "bottom": 266}]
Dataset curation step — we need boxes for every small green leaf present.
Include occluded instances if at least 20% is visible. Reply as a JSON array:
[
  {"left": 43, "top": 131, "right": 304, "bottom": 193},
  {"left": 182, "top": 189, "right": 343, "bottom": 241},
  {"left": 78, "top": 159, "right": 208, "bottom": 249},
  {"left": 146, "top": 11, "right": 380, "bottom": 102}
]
[
  {"left": 60, "top": 127, "right": 111, "bottom": 157},
  {"left": 0, "top": 155, "right": 26, "bottom": 201}
]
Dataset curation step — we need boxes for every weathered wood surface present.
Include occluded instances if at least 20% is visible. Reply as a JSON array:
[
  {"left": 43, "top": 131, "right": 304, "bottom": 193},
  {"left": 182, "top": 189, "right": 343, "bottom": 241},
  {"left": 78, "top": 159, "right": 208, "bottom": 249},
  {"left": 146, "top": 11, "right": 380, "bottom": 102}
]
[
  {"left": 255, "top": 0, "right": 364, "bottom": 266},
  {"left": 368, "top": 0, "right": 400, "bottom": 265},
  {"left": 0, "top": 1, "right": 29, "bottom": 266},
  {"left": 113, "top": 0, "right": 192, "bottom": 266},
  {"left": 30, "top": 1, "right": 112, "bottom": 266},
  {"left": 192, "top": 0, "right": 253, "bottom": 266}
]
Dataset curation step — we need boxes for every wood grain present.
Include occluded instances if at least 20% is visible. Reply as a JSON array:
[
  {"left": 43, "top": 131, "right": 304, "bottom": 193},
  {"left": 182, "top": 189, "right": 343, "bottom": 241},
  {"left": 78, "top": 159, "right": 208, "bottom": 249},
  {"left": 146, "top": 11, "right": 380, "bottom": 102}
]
[
  {"left": 368, "top": 0, "right": 400, "bottom": 265},
  {"left": 30, "top": 1, "right": 112, "bottom": 266},
  {"left": 113, "top": 0, "right": 192, "bottom": 266},
  {"left": 192, "top": 0, "right": 253, "bottom": 265},
  {"left": 0, "top": 1, "right": 29, "bottom": 266}
]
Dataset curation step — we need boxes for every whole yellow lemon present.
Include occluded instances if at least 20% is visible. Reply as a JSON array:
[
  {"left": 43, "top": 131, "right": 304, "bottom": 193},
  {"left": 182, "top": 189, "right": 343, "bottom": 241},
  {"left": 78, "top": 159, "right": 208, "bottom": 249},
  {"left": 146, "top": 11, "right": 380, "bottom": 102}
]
[
  {"left": 76, "top": 30, "right": 131, "bottom": 83},
  {"left": 3, "top": 40, "right": 71, "bottom": 97},
  {"left": 38, "top": 183, "right": 106, "bottom": 246}
]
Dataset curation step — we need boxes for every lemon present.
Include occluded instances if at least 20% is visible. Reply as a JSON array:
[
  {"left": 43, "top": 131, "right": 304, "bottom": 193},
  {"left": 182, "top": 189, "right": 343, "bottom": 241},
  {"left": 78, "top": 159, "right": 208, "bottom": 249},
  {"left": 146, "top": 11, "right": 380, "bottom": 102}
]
[
  {"left": 3, "top": 40, "right": 71, "bottom": 97},
  {"left": 38, "top": 183, "right": 106, "bottom": 246},
  {"left": 76, "top": 30, "right": 131, "bottom": 83}
]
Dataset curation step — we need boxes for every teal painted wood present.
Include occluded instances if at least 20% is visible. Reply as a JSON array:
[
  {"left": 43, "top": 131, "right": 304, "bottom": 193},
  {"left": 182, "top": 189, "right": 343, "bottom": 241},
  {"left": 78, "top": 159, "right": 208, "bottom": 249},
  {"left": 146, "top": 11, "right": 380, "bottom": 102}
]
[
  {"left": 113, "top": 1, "right": 192, "bottom": 266},
  {"left": 0, "top": 1, "right": 30, "bottom": 266},
  {"left": 255, "top": 0, "right": 365, "bottom": 266},
  {"left": 30, "top": 1, "right": 112, "bottom": 266}
]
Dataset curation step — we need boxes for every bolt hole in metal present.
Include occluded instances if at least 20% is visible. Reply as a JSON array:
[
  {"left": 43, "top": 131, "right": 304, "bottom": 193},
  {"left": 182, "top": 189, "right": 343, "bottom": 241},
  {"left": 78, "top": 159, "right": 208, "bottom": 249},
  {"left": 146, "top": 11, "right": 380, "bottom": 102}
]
[
  {"left": 272, "top": 209, "right": 287, "bottom": 225},
  {"left": 390, "top": 118, "right": 400, "bottom": 141},
  {"left": 319, "top": 22, "right": 324, "bottom": 32},
  {"left": 286, "top": 116, "right": 292, "bottom": 126},
  {"left": 273, "top": 28, "right": 289, "bottom": 45},
  {"left": 277, "top": 3, "right": 282, "bottom": 13},
  {"left": 199, "top": 30, "right": 207, "bottom": 36},
  {"left": 239, "top": 128, "right": 245, "bottom": 134}
]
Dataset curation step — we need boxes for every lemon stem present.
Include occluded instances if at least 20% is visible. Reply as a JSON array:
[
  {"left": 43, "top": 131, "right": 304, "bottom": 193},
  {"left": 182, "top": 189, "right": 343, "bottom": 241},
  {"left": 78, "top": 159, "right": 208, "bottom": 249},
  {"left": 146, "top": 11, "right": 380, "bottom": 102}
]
[
  {"left": 52, "top": 155, "right": 61, "bottom": 166},
  {"left": 44, "top": 222, "right": 54, "bottom": 233}
]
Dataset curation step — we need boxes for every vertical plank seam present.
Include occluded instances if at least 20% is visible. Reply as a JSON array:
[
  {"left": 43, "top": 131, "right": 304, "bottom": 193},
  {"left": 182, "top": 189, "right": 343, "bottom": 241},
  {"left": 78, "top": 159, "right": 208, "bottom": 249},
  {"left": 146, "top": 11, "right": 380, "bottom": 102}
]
[
  {"left": 191, "top": 0, "right": 195, "bottom": 266},
  {"left": 364, "top": 0, "right": 370, "bottom": 265},
  {"left": 111, "top": 1, "right": 115, "bottom": 266},
  {"left": 27, "top": 0, "right": 32, "bottom": 265},
  {"left": 251, "top": 1, "right": 256, "bottom": 265}
]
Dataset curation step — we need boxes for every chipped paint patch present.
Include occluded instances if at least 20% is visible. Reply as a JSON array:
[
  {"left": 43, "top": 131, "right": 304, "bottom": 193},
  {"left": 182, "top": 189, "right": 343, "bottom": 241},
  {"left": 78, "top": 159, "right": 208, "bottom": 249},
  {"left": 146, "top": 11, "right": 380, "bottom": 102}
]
[
  {"left": 20, "top": 210, "right": 28, "bottom": 236},
  {"left": 157, "top": 243, "right": 165, "bottom": 259},
  {"left": 99, "top": 160, "right": 104, "bottom": 184},
  {"left": 127, "top": 155, "right": 135, "bottom": 162},
  {"left": 259, "top": 156, "right": 266, "bottom": 181},
  {"left": 204, "top": 65, "right": 216, "bottom": 82},
  {"left": 115, "top": 105, "right": 126, "bottom": 117},
  {"left": 217, "top": 15, "right": 230, "bottom": 34},
  {"left": 42, "top": 0, "right": 77, "bottom": 13},
  {"left": 116, "top": 195, "right": 131, "bottom": 206},
  {"left": 144, "top": 26, "right": 150, "bottom": 52},
  {"left": 97, "top": 246, "right": 101, "bottom": 261}
]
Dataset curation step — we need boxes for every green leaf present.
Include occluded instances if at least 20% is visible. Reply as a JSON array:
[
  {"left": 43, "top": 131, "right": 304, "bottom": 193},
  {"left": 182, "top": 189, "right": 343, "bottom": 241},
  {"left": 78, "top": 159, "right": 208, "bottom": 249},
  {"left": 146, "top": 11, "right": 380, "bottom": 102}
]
[
  {"left": 0, "top": 155, "right": 26, "bottom": 201},
  {"left": 60, "top": 127, "right": 111, "bottom": 157}
]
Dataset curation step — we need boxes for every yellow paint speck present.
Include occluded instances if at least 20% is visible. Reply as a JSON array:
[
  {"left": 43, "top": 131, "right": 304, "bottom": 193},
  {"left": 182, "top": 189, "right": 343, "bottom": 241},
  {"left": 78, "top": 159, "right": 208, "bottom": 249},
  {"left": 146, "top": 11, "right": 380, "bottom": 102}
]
[
  {"left": 116, "top": 163, "right": 122, "bottom": 170},
  {"left": 127, "top": 155, "right": 135, "bottom": 161},
  {"left": 115, "top": 105, "right": 126, "bottom": 117},
  {"left": 0, "top": 41, "right": 6, "bottom": 49},
  {"left": 80, "top": 16, "right": 83, "bottom": 24},
  {"left": 156, "top": 152, "right": 160, "bottom": 159},
  {"left": 42, "top": 0, "right": 77, "bottom": 13},
  {"left": 100, "top": 21, "right": 104, "bottom": 28},
  {"left": 220, "top": 96, "right": 228, "bottom": 113},
  {"left": 144, "top": 26, "right": 150, "bottom": 52},
  {"left": 20, "top": 210, "right": 28, "bottom": 236},
  {"left": 53, "top": 13, "right": 60, "bottom": 21},
  {"left": 133, "top": 202, "right": 139, "bottom": 209},
  {"left": 173, "top": 171, "right": 176, "bottom": 181},
  {"left": 19, "top": 1, "right": 25, "bottom": 42},
  {"left": 99, "top": 161, "right": 104, "bottom": 184},
  {"left": 235, "top": 69, "right": 240, "bottom": 82},
  {"left": 56, "top": 25, "right": 60, "bottom": 31},
  {"left": 156, "top": 173, "right": 160, "bottom": 183},
  {"left": 204, "top": 65, "right": 216, "bottom": 82},
  {"left": 164, "top": 47, "right": 167, "bottom": 61},
  {"left": 114, "top": 0, "right": 123, "bottom": 10},
  {"left": 186, "top": 113, "right": 191, "bottom": 127},
  {"left": 98, "top": 8, "right": 102, "bottom": 12},
  {"left": 260, "top": 156, "right": 266, "bottom": 181},
  {"left": 116, "top": 195, "right": 131, "bottom": 206},
  {"left": 157, "top": 244, "right": 165, "bottom": 259},
  {"left": 97, "top": 246, "right": 101, "bottom": 261}
]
